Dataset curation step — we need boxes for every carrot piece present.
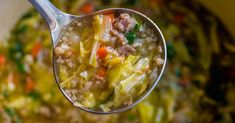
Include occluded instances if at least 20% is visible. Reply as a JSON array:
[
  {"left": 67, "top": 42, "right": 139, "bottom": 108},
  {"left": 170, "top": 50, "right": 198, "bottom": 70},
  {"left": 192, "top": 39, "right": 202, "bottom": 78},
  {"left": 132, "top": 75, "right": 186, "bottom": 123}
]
[
  {"left": 31, "top": 42, "right": 42, "bottom": 57},
  {"left": 26, "top": 77, "right": 34, "bottom": 92},
  {"left": 97, "top": 46, "right": 107, "bottom": 59},
  {"left": 7, "top": 73, "right": 18, "bottom": 84},
  {"left": 80, "top": 3, "right": 94, "bottom": 13},
  {"left": 0, "top": 54, "right": 6, "bottom": 65},
  {"left": 9, "top": 73, "right": 19, "bottom": 84},
  {"left": 97, "top": 67, "right": 107, "bottom": 77}
]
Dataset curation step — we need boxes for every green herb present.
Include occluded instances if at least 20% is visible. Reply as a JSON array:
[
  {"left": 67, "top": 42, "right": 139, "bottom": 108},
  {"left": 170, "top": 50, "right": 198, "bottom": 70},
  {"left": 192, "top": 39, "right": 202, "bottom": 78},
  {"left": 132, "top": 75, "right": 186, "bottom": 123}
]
[
  {"left": 9, "top": 41, "right": 24, "bottom": 61},
  {"left": 27, "top": 91, "right": 41, "bottom": 101},
  {"left": 8, "top": 41, "right": 26, "bottom": 73},
  {"left": 126, "top": 31, "right": 136, "bottom": 44},
  {"left": 134, "top": 22, "right": 141, "bottom": 31},
  {"left": 4, "top": 107, "right": 16, "bottom": 117},
  {"left": 128, "top": 114, "right": 136, "bottom": 121},
  {"left": 9, "top": 41, "right": 23, "bottom": 54}
]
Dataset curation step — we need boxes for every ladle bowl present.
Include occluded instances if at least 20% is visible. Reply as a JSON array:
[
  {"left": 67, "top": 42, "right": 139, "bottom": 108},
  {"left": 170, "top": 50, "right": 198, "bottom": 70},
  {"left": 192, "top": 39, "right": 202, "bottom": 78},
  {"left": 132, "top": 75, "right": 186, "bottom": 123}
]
[{"left": 28, "top": 0, "right": 167, "bottom": 114}]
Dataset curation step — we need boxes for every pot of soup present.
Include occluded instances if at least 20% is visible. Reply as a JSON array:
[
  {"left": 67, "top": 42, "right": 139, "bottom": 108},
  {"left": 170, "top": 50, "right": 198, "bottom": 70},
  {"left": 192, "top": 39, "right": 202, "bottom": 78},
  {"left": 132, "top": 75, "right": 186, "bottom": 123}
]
[{"left": 0, "top": 0, "right": 235, "bottom": 123}]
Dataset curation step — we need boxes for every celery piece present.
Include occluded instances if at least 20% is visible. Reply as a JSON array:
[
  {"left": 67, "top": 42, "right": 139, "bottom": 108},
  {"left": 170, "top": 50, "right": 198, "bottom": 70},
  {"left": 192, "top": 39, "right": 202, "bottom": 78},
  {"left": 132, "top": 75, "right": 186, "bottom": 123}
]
[
  {"left": 174, "top": 40, "right": 192, "bottom": 63},
  {"left": 108, "top": 63, "right": 129, "bottom": 87},
  {"left": 89, "top": 15, "right": 103, "bottom": 67},
  {"left": 138, "top": 101, "right": 154, "bottom": 123},
  {"left": 89, "top": 14, "right": 113, "bottom": 67},
  {"left": 89, "top": 40, "right": 99, "bottom": 67},
  {"left": 102, "top": 15, "right": 112, "bottom": 42},
  {"left": 8, "top": 96, "right": 27, "bottom": 108},
  {"left": 99, "top": 90, "right": 112, "bottom": 101},
  {"left": 89, "top": 14, "right": 117, "bottom": 67},
  {"left": 134, "top": 58, "right": 149, "bottom": 72},
  {"left": 107, "top": 56, "right": 124, "bottom": 67},
  {"left": 120, "top": 73, "right": 146, "bottom": 92},
  {"left": 82, "top": 92, "right": 96, "bottom": 108},
  {"left": 93, "top": 15, "right": 112, "bottom": 42},
  {"left": 100, "top": 104, "right": 111, "bottom": 112},
  {"left": 60, "top": 65, "right": 85, "bottom": 88},
  {"left": 155, "top": 107, "right": 164, "bottom": 123},
  {"left": 59, "top": 65, "right": 69, "bottom": 82},
  {"left": 120, "top": 57, "right": 149, "bottom": 92},
  {"left": 134, "top": 21, "right": 141, "bottom": 31},
  {"left": 126, "top": 55, "right": 140, "bottom": 64},
  {"left": 107, "top": 55, "right": 139, "bottom": 87},
  {"left": 137, "top": 77, "right": 149, "bottom": 95},
  {"left": 93, "top": 15, "right": 103, "bottom": 41},
  {"left": 113, "top": 86, "right": 127, "bottom": 107},
  {"left": 79, "top": 41, "right": 86, "bottom": 58}
]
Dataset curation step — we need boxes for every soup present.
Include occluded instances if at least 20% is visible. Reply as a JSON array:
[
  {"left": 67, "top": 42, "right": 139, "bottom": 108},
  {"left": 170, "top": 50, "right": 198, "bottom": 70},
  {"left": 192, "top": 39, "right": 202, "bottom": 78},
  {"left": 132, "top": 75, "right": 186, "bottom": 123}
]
[{"left": 54, "top": 13, "right": 164, "bottom": 111}]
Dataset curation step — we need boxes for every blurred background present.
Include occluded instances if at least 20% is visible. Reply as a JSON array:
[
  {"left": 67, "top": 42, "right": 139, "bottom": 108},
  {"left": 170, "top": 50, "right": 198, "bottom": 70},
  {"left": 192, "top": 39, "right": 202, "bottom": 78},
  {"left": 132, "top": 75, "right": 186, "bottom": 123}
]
[{"left": 0, "top": 0, "right": 235, "bottom": 123}]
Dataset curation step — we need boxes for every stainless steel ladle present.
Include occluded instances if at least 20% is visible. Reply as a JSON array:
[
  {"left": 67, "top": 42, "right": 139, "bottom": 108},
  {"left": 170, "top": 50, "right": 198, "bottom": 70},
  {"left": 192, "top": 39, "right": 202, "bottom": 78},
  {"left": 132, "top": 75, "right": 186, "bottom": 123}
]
[{"left": 28, "top": 0, "right": 167, "bottom": 114}]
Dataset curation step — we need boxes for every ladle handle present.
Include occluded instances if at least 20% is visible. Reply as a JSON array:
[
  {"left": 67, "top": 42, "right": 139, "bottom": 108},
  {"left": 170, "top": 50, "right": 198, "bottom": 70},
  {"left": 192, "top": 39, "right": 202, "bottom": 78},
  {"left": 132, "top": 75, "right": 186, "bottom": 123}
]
[
  {"left": 28, "top": 0, "right": 74, "bottom": 44},
  {"left": 28, "top": 0, "right": 63, "bottom": 30}
]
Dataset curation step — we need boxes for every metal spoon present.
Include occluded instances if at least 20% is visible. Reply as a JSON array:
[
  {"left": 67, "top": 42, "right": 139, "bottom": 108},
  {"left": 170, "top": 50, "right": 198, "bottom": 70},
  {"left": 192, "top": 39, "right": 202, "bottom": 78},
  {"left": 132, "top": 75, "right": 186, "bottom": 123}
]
[{"left": 28, "top": 0, "right": 167, "bottom": 114}]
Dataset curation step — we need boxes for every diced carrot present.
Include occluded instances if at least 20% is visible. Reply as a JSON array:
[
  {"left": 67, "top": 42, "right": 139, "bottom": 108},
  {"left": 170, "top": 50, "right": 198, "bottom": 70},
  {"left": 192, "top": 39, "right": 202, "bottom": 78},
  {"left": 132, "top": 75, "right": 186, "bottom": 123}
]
[
  {"left": 7, "top": 73, "right": 14, "bottom": 84},
  {"left": 0, "top": 54, "right": 6, "bottom": 65},
  {"left": 26, "top": 77, "right": 34, "bottom": 92},
  {"left": 97, "top": 67, "right": 107, "bottom": 77},
  {"left": 31, "top": 42, "right": 42, "bottom": 57},
  {"left": 80, "top": 3, "right": 94, "bottom": 14},
  {"left": 97, "top": 46, "right": 107, "bottom": 59},
  {"left": 7, "top": 73, "right": 19, "bottom": 85}
]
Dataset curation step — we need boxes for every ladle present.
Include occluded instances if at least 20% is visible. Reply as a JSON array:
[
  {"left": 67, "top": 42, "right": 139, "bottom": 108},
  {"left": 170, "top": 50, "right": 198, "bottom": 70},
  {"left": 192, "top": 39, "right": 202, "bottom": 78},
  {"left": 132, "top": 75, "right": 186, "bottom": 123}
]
[{"left": 28, "top": 0, "right": 167, "bottom": 114}]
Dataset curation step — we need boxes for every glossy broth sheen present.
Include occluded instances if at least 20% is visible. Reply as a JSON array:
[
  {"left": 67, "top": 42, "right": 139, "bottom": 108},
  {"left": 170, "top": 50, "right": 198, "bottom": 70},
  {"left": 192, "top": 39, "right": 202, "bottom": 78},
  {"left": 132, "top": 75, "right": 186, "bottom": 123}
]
[{"left": 54, "top": 13, "right": 164, "bottom": 112}]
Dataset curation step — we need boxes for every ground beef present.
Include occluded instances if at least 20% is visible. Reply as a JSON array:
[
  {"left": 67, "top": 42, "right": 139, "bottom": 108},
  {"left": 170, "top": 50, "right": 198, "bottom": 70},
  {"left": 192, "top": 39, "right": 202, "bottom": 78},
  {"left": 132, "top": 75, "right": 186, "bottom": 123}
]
[
  {"left": 117, "top": 44, "right": 136, "bottom": 56},
  {"left": 114, "top": 13, "right": 136, "bottom": 33},
  {"left": 54, "top": 41, "right": 73, "bottom": 58},
  {"left": 109, "top": 13, "right": 137, "bottom": 48},
  {"left": 110, "top": 29, "right": 126, "bottom": 46},
  {"left": 91, "top": 75, "right": 106, "bottom": 89}
]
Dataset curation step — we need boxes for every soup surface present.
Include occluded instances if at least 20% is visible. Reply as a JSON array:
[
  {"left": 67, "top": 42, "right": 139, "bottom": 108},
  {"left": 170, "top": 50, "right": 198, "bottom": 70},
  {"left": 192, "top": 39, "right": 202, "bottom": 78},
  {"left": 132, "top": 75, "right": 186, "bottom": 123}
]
[{"left": 54, "top": 13, "right": 164, "bottom": 111}]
